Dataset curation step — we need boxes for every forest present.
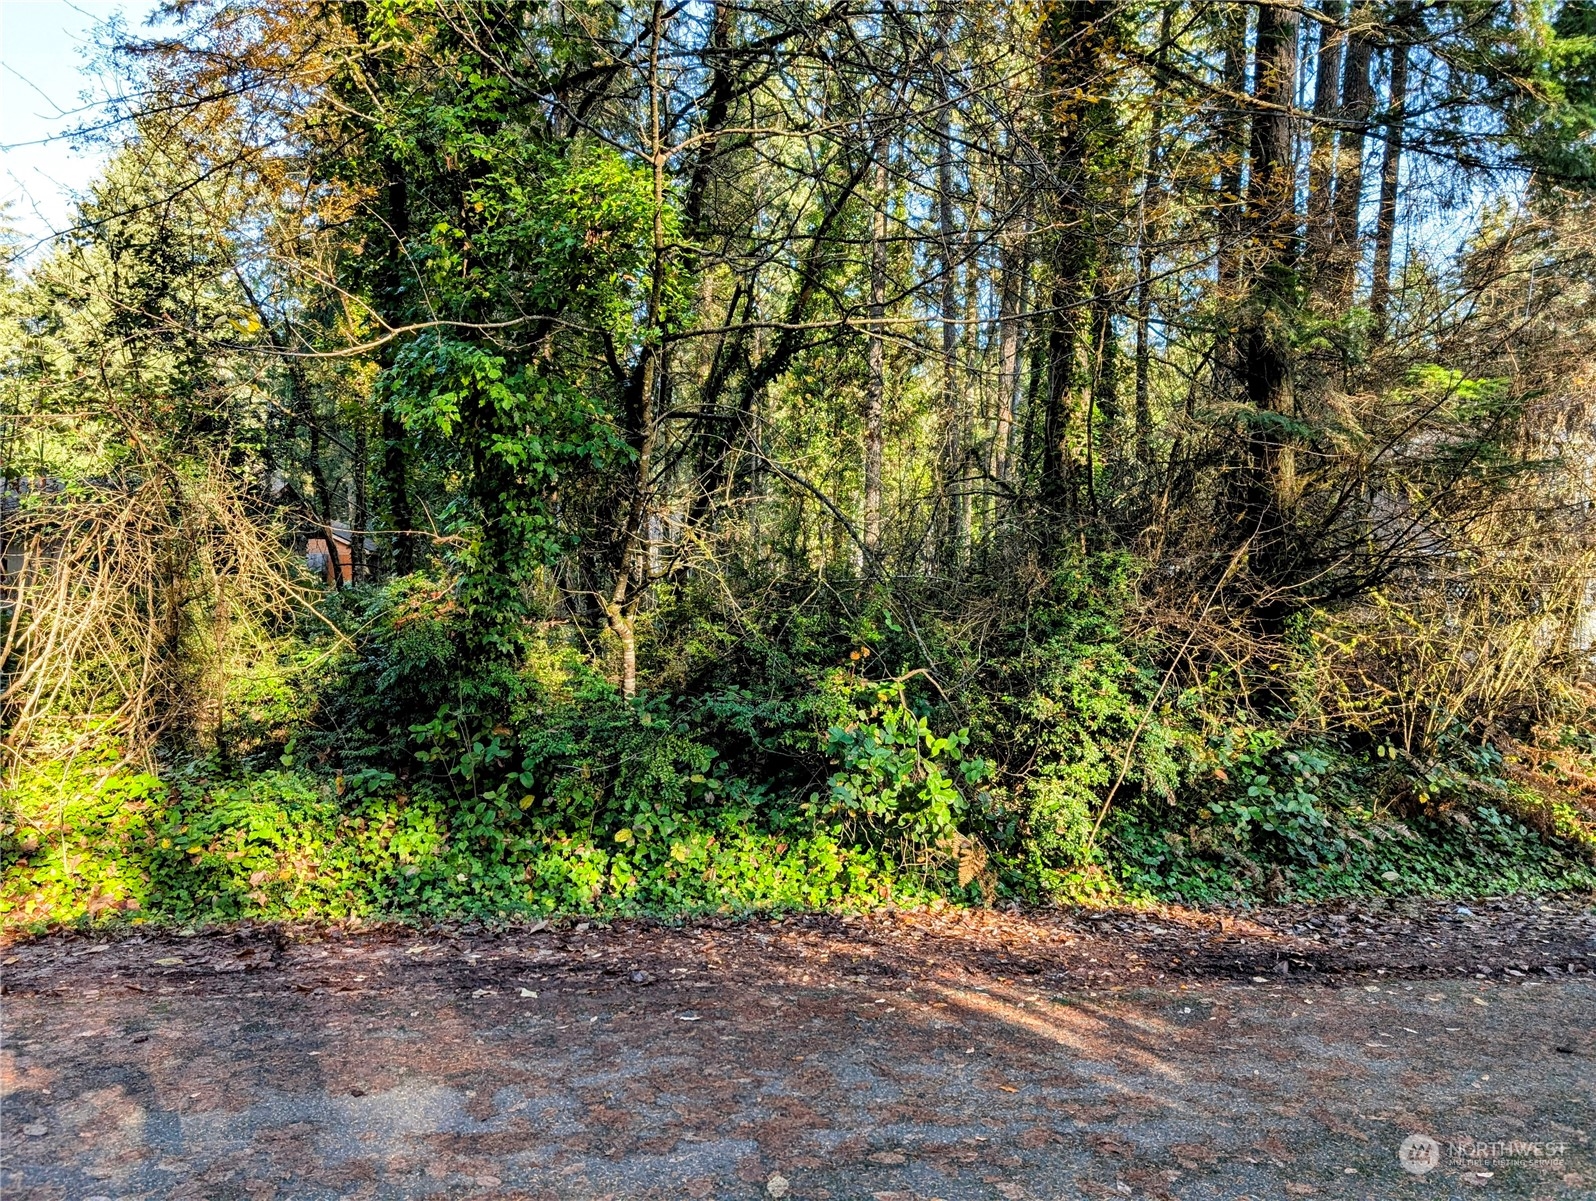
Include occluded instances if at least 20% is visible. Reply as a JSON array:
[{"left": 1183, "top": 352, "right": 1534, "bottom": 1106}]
[{"left": 5, "top": 0, "right": 1596, "bottom": 925}]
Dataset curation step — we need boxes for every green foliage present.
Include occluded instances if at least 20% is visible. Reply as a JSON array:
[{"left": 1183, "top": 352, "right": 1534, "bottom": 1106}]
[
  {"left": 1, "top": 754, "right": 165, "bottom": 921},
  {"left": 384, "top": 337, "right": 623, "bottom": 652},
  {"left": 955, "top": 557, "right": 1195, "bottom": 881},
  {"left": 1110, "top": 729, "right": 1596, "bottom": 903},
  {"left": 1114, "top": 797, "right": 1596, "bottom": 904},
  {"left": 373, "top": 142, "right": 668, "bottom": 657},
  {"left": 1502, "top": 0, "right": 1596, "bottom": 181},
  {"left": 815, "top": 680, "right": 989, "bottom": 856},
  {"left": 336, "top": 576, "right": 467, "bottom": 695},
  {"left": 1202, "top": 731, "right": 1344, "bottom": 866},
  {"left": 0, "top": 755, "right": 897, "bottom": 926},
  {"left": 7, "top": 559, "right": 1596, "bottom": 928}
]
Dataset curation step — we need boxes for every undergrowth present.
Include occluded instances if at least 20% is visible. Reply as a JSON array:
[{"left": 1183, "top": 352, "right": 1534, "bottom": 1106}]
[{"left": 5, "top": 565, "right": 1595, "bottom": 929}]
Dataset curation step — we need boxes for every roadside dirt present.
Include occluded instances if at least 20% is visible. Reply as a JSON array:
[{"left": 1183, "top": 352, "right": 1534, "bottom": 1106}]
[{"left": 2, "top": 897, "right": 1593, "bottom": 1200}]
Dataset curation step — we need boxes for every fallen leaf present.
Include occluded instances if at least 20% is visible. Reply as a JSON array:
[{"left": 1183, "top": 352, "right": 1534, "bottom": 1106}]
[
  {"left": 519, "top": 987, "right": 538, "bottom": 998},
  {"left": 1284, "top": 1185, "right": 1316, "bottom": 1196},
  {"left": 1090, "top": 1135, "right": 1134, "bottom": 1157},
  {"left": 869, "top": 1151, "right": 907, "bottom": 1165},
  {"left": 152, "top": 957, "right": 184, "bottom": 966},
  {"left": 1253, "top": 1134, "right": 1296, "bottom": 1163},
  {"left": 766, "top": 1174, "right": 790, "bottom": 1198}
]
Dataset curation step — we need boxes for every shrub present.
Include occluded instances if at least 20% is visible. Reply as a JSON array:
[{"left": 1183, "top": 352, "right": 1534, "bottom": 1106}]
[
  {"left": 0, "top": 756, "right": 900, "bottom": 925},
  {"left": 812, "top": 679, "right": 989, "bottom": 870}
]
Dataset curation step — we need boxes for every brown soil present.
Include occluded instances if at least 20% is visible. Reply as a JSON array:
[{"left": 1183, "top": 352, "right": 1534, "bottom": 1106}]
[{"left": 2, "top": 897, "right": 1593, "bottom": 1200}]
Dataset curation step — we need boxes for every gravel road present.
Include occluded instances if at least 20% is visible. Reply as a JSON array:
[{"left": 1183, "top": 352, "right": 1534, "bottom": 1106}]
[{"left": 2, "top": 900, "right": 1593, "bottom": 1200}]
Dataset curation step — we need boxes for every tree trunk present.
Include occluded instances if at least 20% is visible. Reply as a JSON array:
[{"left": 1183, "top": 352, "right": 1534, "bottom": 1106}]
[
  {"left": 1134, "top": 3, "right": 1175, "bottom": 467},
  {"left": 994, "top": 219, "right": 1026, "bottom": 487},
  {"left": 1042, "top": 273, "right": 1079, "bottom": 510},
  {"left": 1086, "top": 279, "right": 1118, "bottom": 516},
  {"left": 378, "top": 166, "right": 417, "bottom": 576},
  {"left": 301, "top": 378, "right": 344, "bottom": 590},
  {"left": 379, "top": 411, "right": 414, "bottom": 575},
  {"left": 961, "top": 223, "right": 980, "bottom": 546},
  {"left": 936, "top": 13, "right": 965, "bottom": 560},
  {"left": 349, "top": 421, "right": 368, "bottom": 582},
  {"left": 1133, "top": 251, "right": 1153, "bottom": 466},
  {"left": 1247, "top": 2, "right": 1301, "bottom": 280},
  {"left": 609, "top": 2, "right": 669, "bottom": 699},
  {"left": 1370, "top": 30, "right": 1409, "bottom": 339},
  {"left": 1306, "top": 1, "right": 1346, "bottom": 270},
  {"left": 1327, "top": 7, "right": 1374, "bottom": 306},
  {"left": 1039, "top": 1, "right": 1114, "bottom": 512},
  {"left": 1232, "top": 0, "right": 1301, "bottom": 633},
  {"left": 863, "top": 143, "right": 887, "bottom": 559},
  {"left": 1215, "top": 3, "right": 1252, "bottom": 295}
]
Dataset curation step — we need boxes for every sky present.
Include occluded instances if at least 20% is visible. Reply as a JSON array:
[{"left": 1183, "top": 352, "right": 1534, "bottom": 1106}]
[{"left": 1, "top": 0, "right": 161, "bottom": 258}]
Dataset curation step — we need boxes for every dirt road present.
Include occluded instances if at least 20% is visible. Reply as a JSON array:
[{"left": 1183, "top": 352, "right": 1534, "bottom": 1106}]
[{"left": 2, "top": 899, "right": 1593, "bottom": 1200}]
